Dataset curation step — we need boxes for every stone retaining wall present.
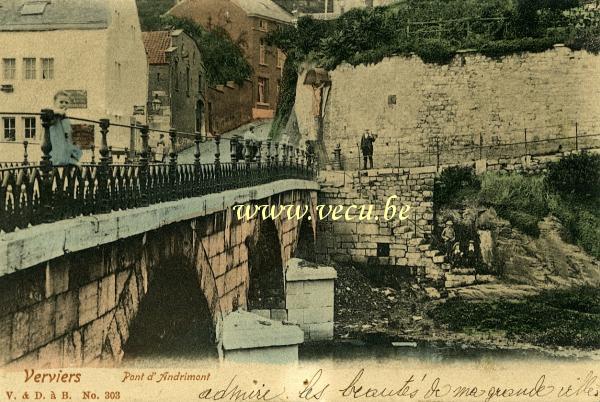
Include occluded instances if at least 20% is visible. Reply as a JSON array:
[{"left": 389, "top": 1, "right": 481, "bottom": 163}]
[{"left": 315, "top": 167, "right": 441, "bottom": 279}]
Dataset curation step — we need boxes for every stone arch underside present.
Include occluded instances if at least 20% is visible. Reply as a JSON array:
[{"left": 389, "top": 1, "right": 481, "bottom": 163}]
[{"left": 246, "top": 218, "right": 285, "bottom": 310}]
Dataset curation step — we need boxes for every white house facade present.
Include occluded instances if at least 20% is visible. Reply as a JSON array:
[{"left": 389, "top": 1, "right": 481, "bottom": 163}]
[{"left": 0, "top": 0, "right": 148, "bottom": 162}]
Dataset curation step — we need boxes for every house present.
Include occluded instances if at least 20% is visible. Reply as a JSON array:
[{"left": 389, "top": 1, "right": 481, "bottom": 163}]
[
  {"left": 143, "top": 29, "right": 207, "bottom": 139},
  {"left": 168, "top": 0, "right": 293, "bottom": 133},
  {"left": 0, "top": 0, "right": 148, "bottom": 162},
  {"left": 285, "top": 0, "right": 398, "bottom": 19}
]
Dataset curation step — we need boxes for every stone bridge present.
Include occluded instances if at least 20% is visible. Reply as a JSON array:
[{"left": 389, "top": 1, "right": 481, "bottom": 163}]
[
  {"left": 0, "top": 109, "right": 325, "bottom": 367},
  {"left": 0, "top": 179, "right": 319, "bottom": 367}
]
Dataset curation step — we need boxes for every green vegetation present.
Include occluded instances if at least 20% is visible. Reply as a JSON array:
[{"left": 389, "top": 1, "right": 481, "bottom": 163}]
[
  {"left": 434, "top": 153, "right": 600, "bottom": 257},
  {"left": 136, "top": 2, "right": 252, "bottom": 87},
  {"left": 478, "top": 173, "right": 550, "bottom": 236},
  {"left": 267, "top": 0, "right": 600, "bottom": 136},
  {"left": 433, "top": 166, "right": 481, "bottom": 207},
  {"left": 136, "top": 0, "right": 176, "bottom": 31},
  {"left": 547, "top": 152, "right": 600, "bottom": 199},
  {"left": 430, "top": 286, "right": 600, "bottom": 348},
  {"left": 160, "top": 16, "right": 253, "bottom": 87}
]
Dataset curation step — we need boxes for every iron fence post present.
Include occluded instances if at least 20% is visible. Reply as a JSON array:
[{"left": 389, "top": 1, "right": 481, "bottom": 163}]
[
  {"left": 40, "top": 109, "right": 54, "bottom": 222},
  {"left": 194, "top": 131, "right": 201, "bottom": 195},
  {"left": 575, "top": 122, "right": 579, "bottom": 151},
  {"left": 139, "top": 125, "right": 150, "bottom": 207},
  {"left": 98, "top": 118, "right": 111, "bottom": 213},
  {"left": 22, "top": 141, "right": 29, "bottom": 166},
  {"left": 214, "top": 135, "right": 221, "bottom": 190},
  {"left": 230, "top": 136, "right": 238, "bottom": 166},
  {"left": 266, "top": 140, "right": 272, "bottom": 169},
  {"left": 169, "top": 128, "right": 178, "bottom": 198}
]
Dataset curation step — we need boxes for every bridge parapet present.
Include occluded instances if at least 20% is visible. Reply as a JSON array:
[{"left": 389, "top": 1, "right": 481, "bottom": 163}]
[{"left": 0, "top": 109, "right": 317, "bottom": 234}]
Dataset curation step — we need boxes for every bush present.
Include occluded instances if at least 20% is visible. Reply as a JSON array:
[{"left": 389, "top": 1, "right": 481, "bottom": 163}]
[
  {"left": 478, "top": 173, "right": 549, "bottom": 235},
  {"left": 415, "top": 38, "right": 457, "bottom": 64},
  {"left": 434, "top": 165, "right": 480, "bottom": 207},
  {"left": 546, "top": 152, "right": 600, "bottom": 199}
]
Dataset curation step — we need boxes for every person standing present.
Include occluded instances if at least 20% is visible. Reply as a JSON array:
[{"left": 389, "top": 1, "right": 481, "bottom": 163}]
[
  {"left": 360, "top": 129, "right": 376, "bottom": 169},
  {"left": 50, "top": 91, "right": 82, "bottom": 165},
  {"left": 155, "top": 134, "right": 167, "bottom": 162}
]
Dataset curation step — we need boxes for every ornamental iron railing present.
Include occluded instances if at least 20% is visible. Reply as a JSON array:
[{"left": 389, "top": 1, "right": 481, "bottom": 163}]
[{"left": 0, "top": 109, "right": 317, "bottom": 234}]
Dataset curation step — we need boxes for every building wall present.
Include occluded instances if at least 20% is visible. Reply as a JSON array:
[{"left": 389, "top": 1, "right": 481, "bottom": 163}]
[
  {"left": 169, "top": 0, "right": 287, "bottom": 125},
  {"left": 333, "top": 0, "right": 397, "bottom": 13},
  {"left": 0, "top": 0, "right": 149, "bottom": 163},
  {"left": 104, "top": 0, "right": 150, "bottom": 151},
  {"left": 295, "top": 46, "right": 600, "bottom": 170},
  {"left": 207, "top": 83, "right": 254, "bottom": 136},
  {"left": 0, "top": 29, "right": 108, "bottom": 162},
  {"left": 169, "top": 32, "right": 208, "bottom": 136}
]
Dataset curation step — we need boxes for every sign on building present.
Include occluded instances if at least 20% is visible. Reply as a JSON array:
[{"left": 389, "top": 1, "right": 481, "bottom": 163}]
[
  {"left": 133, "top": 105, "right": 145, "bottom": 115},
  {"left": 64, "top": 90, "right": 88, "bottom": 109},
  {"left": 72, "top": 124, "right": 95, "bottom": 149}
]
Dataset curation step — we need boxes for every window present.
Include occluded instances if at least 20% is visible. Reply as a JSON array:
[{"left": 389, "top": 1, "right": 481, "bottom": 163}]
[
  {"left": 325, "top": 0, "right": 334, "bottom": 13},
  {"left": 388, "top": 95, "right": 397, "bottom": 105},
  {"left": 3, "top": 59, "right": 16, "bottom": 79},
  {"left": 259, "top": 39, "right": 266, "bottom": 65},
  {"left": 157, "top": 72, "right": 160, "bottom": 81},
  {"left": 276, "top": 49, "right": 285, "bottom": 69},
  {"left": 377, "top": 243, "right": 390, "bottom": 257},
  {"left": 41, "top": 58, "right": 54, "bottom": 79},
  {"left": 259, "top": 19, "right": 268, "bottom": 32},
  {"left": 3, "top": 117, "right": 16, "bottom": 141},
  {"left": 21, "top": 1, "right": 49, "bottom": 15},
  {"left": 23, "top": 117, "right": 36, "bottom": 139},
  {"left": 257, "top": 77, "right": 269, "bottom": 104},
  {"left": 23, "top": 58, "right": 36, "bottom": 79},
  {"left": 198, "top": 74, "right": 203, "bottom": 93}
]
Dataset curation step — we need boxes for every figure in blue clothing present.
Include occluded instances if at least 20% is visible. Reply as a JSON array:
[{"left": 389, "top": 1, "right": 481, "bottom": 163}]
[{"left": 50, "top": 91, "right": 82, "bottom": 165}]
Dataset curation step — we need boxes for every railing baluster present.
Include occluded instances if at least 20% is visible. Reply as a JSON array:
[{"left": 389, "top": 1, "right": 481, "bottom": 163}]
[
  {"left": 194, "top": 131, "right": 201, "bottom": 196},
  {"left": 22, "top": 141, "right": 29, "bottom": 166},
  {"left": 139, "top": 125, "right": 150, "bottom": 206},
  {"left": 169, "top": 128, "right": 178, "bottom": 200},
  {"left": 214, "top": 135, "right": 221, "bottom": 191},
  {"left": 98, "top": 118, "right": 111, "bottom": 213},
  {"left": 40, "top": 109, "right": 54, "bottom": 223}
]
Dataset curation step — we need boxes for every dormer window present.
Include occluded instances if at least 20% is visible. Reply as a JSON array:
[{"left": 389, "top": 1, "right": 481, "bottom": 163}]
[
  {"left": 259, "top": 19, "right": 268, "bottom": 32},
  {"left": 21, "top": 0, "right": 50, "bottom": 15}
]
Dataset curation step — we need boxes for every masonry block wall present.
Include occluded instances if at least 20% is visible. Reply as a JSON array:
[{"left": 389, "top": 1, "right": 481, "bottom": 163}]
[
  {"left": 315, "top": 168, "right": 437, "bottom": 273},
  {"left": 285, "top": 259, "right": 337, "bottom": 341},
  {"left": 0, "top": 189, "right": 317, "bottom": 368},
  {"left": 294, "top": 46, "right": 600, "bottom": 169}
]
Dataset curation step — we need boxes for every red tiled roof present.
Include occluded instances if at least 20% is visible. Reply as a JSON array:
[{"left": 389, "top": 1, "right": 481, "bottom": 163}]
[{"left": 142, "top": 31, "right": 172, "bottom": 65}]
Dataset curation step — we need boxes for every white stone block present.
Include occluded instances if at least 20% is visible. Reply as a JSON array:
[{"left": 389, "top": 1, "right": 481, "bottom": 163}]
[
  {"left": 306, "top": 322, "right": 334, "bottom": 341},
  {"left": 303, "top": 307, "right": 334, "bottom": 325}
]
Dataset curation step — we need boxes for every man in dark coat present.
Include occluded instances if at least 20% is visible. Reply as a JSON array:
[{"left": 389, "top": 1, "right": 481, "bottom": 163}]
[{"left": 360, "top": 129, "right": 376, "bottom": 169}]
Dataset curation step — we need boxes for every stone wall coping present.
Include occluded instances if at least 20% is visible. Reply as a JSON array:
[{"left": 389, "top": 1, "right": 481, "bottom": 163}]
[
  {"left": 222, "top": 310, "right": 304, "bottom": 350},
  {"left": 285, "top": 258, "right": 337, "bottom": 281},
  {"left": 0, "top": 179, "right": 320, "bottom": 277}
]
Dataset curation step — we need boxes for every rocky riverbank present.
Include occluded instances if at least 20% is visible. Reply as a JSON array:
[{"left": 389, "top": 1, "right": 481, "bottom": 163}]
[{"left": 333, "top": 263, "right": 600, "bottom": 360}]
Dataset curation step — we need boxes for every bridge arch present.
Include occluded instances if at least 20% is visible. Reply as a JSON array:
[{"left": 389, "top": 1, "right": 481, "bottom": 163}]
[
  {"left": 246, "top": 218, "right": 285, "bottom": 310},
  {"left": 122, "top": 255, "right": 218, "bottom": 362},
  {"left": 295, "top": 216, "right": 316, "bottom": 261}
]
